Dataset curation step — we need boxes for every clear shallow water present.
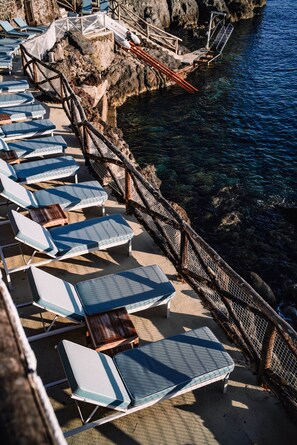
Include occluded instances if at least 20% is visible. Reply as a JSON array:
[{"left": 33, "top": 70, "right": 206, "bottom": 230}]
[{"left": 118, "top": 1, "right": 297, "bottom": 316}]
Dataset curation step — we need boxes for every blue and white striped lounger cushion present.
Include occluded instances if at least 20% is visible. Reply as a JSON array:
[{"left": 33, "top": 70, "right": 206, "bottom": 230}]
[
  {"left": 0, "top": 92, "right": 34, "bottom": 108},
  {"left": 0, "top": 48, "right": 14, "bottom": 56},
  {"left": 28, "top": 267, "right": 85, "bottom": 321},
  {"left": 50, "top": 213, "right": 133, "bottom": 255},
  {"left": 0, "top": 38, "right": 23, "bottom": 45},
  {"left": 0, "top": 175, "right": 106, "bottom": 211},
  {"left": 9, "top": 209, "right": 58, "bottom": 257},
  {"left": 0, "top": 79, "right": 29, "bottom": 94},
  {"left": 0, "top": 118, "right": 55, "bottom": 140},
  {"left": 4, "top": 135, "right": 67, "bottom": 158},
  {"left": 34, "top": 181, "right": 108, "bottom": 210},
  {"left": 114, "top": 327, "right": 235, "bottom": 407},
  {"left": 12, "top": 155, "right": 79, "bottom": 184},
  {"left": 76, "top": 264, "right": 176, "bottom": 314},
  {"left": 0, "top": 104, "right": 45, "bottom": 122},
  {"left": 57, "top": 340, "right": 131, "bottom": 410},
  {"left": 27, "top": 264, "right": 174, "bottom": 321},
  {"left": 0, "top": 57, "right": 12, "bottom": 71},
  {"left": 0, "top": 173, "right": 37, "bottom": 208}
]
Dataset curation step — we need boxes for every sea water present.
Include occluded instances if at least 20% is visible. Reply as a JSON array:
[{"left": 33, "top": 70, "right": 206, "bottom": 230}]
[{"left": 118, "top": 0, "right": 297, "bottom": 322}]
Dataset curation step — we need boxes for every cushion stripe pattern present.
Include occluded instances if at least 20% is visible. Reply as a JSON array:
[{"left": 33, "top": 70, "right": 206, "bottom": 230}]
[
  {"left": 114, "top": 327, "right": 235, "bottom": 407},
  {"left": 76, "top": 264, "right": 175, "bottom": 315},
  {"left": 50, "top": 213, "right": 133, "bottom": 255}
]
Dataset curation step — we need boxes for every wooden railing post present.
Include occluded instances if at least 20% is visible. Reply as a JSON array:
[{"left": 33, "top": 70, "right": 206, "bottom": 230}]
[
  {"left": 258, "top": 323, "right": 277, "bottom": 384},
  {"left": 125, "top": 169, "right": 133, "bottom": 215},
  {"left": 178, "top": 229, "right": 188, "bottom": 280}
]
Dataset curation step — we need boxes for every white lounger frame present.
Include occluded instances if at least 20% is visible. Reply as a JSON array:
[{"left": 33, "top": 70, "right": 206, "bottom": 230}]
[
  {"left": 0, "top": 237, "right": 132, "bottom": 289},
  {"left": 16, "top": 294, "right": 171, "bottom": 342},
  {"left": 47, "top": 371, "right": 231, "bottom": 438}
]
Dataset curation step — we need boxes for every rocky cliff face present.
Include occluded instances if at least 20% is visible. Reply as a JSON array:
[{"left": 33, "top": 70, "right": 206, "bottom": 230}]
[{"left": 122, "top": 0, "right": 266, "bottom": 28}]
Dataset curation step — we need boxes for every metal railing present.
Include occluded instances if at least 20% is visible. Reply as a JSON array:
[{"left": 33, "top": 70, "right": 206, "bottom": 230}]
[{"left": 20, "top": 31, "right": 297, "bottom": 418}]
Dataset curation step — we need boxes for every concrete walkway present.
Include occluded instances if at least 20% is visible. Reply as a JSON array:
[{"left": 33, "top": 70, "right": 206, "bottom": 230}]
[{"left": 1, "top": 61, "right": 296, "bottom": 445}]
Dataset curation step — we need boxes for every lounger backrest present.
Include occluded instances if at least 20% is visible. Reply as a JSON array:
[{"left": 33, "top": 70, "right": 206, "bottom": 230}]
[
  {"left": 8, "top": 209, "right": 58, "bottom": 257},
  {"left": 0, "top": 21, "right": 14, "bottom": 32},
  {"left": 0, "top": 138, "right": 9, "bottom": 151},
  {"left": 12, "top": 17, "right": 27, "bottom": 28},
  {"left": 0, "top": 158, "right": 17, "bottom": 180},
  {"left": 28, "top": 267, "right": 85, "bottom": 322},
  {"left": 0, "top": 174, "right": 37, "bottom": 208},
  {"left": 57, "top": 340, "right": 131, "bottom": 410}
]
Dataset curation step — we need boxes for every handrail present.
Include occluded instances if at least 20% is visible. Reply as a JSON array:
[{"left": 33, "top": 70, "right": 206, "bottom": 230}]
[
  {"left": 109, "top": 0, "right": 182, "bottom": 54},
  {"left": 20, "top": 29, "right": 297, "bottom": 418}
]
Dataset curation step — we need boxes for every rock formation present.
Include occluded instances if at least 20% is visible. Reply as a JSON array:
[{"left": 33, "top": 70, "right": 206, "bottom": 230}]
[{"left": 121, "top": 0, "right": 266, "bottom": 29}]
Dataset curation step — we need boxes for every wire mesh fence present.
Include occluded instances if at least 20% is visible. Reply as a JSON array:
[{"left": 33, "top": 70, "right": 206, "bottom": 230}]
[{"left": 20, "top": 38, "right": 297, "bottom": 417}]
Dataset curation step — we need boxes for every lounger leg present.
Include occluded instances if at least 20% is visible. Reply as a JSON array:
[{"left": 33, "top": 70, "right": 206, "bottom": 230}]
[
  {"left": 75, "top": 400, "right": 100, "bottom": 425},
  {"left": 74, "top": 174, "right": 78, "bottom": 184},
  {"left": 101, "top": 205, "right": 105, "bottom": 217},
  {"left": 223, "top": 373, "right": 230, "bottom": 394},
  {"left": 0, "top": 247, "right": 12, "bottom": 289},
  {"left": 166, "top": 300, "right": 171, "bottom": 318},
  {"left": 128, "top": 239, "right": 132, "bottom": 256}
]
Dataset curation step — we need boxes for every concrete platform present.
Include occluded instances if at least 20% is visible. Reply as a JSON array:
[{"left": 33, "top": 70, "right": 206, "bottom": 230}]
[{"left": 1, "top": 62, "right": 296, "bottom": 444}]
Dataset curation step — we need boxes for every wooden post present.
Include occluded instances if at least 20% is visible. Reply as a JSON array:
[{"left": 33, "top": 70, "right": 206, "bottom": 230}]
[
  {"left": 258, "top": 323, "right": 277, "bottom": 384},
  {"left": 178, "top": 229, "right": 188, "bottom": 280},
  {"left": 125, "top": 169, "right": 132, "bottom": 215},
  {"left": 33, "top": 62, "right": 38, "bottom": 84}
]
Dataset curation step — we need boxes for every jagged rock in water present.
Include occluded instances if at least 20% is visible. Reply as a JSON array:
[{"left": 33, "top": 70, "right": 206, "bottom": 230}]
[
  {"left": 219, "top": 211, "right": 241, "bottom": 228},
  {"left": 122, "top": 0, "right": 266, "bottom": 29},
  {"left": 247, "top": 272, "right": 277, "bottom": 308}
]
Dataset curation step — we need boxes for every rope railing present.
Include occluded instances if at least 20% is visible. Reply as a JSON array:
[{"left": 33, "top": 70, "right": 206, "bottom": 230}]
[{"left": 20, "top": 40, "right": 297, "bottom": 417}]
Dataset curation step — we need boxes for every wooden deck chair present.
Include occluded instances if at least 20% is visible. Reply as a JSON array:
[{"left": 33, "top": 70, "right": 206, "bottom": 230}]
[
  {"left": 0, "top": 174, "right": 108, "bottom": 215},
  {"left": 19, "top": 264, "right": 175, "bottom": 341},
  {"left": 0, "top": 118, "right": 55, "bottom": 141},
  {"left": 52, "top": 327, "right": 235, "bottom": 437},
  {"left": 0, "top": 210, "right": 134, "bottom": 287},
  {"left": 0, "top": 135, "right": 67, "bottom": 160}
]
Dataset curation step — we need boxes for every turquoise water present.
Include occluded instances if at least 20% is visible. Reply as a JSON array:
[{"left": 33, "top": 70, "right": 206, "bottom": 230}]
[{"left": 118, "top": 1, "right": 297, "bottom": 317}]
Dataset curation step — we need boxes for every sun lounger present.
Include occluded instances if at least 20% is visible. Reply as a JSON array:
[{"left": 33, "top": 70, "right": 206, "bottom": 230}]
[
  {"left": 81, "top": 0, "right": 92, "bottom": 15},
  {"left": 0, "top": 175, "right": 108, "bottom": 214},
  {"left": 0, "top": 155, "right": 79, "bottom": 185},
  {"left": 0, "top": 135, "right": 67, "bottom": 160},
  {"left": 0, "top": 210, "right": 134, "bottom": 287},
  {"left": 12, "top": 17, "right": 47, "bottom": 34},
  {"left": 54, "top": 326, "right": 234, "bottom": 437},
  {"left": 0, "top": 118, "right": 55, "bottom": 141},
  {"left": 0, "top": 92, "right": 34, "bottom": 108},
  {"left": 0, "top": 80, "right": 29, "bottom": 94},
  {"left": 0, "top": 37, "right": 23, "bottom": 45},
  {"left": 0, "top": 56, "right": 12, "bottom": 74},
  {"left": 0, "top": 104, "right": 45, "bottom": 122},
  {"left": 22, "top": 263, "right": 175, "bottom": 340},
  {"left": 0, "top": 48, "right": 15, "bottom": 56},
  {"left": 0, "top": 20, "right": 36, "bottom": 39}
]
